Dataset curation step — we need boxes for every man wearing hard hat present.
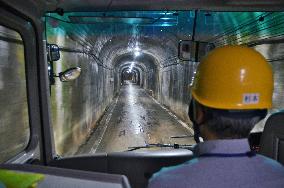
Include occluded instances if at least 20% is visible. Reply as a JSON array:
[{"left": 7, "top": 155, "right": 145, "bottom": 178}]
[{"left": 149, "top": 45, "right": 284, "bottom": 188}]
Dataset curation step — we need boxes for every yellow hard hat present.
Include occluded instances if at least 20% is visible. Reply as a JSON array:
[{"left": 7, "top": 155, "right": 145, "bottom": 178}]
[{"left": 191, "top": 45, "right": 273, "bottom": 110}]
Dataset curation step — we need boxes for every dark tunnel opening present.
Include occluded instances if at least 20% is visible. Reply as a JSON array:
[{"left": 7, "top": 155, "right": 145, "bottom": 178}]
[{"left": 121, "top": 67, "right": 140, "bottom": 85}]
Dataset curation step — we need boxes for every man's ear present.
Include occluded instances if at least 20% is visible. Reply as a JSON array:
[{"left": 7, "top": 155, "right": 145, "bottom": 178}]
[
  {"left": 190, "top": 99, "right": 205, "bottom": 125},
  {"left": 195, "top": 104, "right": 205, "bottom": 125}
]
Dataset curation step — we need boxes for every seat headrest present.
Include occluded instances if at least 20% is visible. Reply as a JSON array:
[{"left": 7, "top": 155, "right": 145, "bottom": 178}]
[{"left": 259, "top": 111, "right": 284, "bottom": 165}]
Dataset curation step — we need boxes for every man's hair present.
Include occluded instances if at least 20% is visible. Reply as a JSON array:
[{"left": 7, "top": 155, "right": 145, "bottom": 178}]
[{"left": 202, "top": 106, "right": 267, "bottom": 139}]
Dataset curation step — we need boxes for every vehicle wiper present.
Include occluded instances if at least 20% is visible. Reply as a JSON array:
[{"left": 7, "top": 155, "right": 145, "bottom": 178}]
[
  {"left": 170, "top": 135, "right": 194, "bottom": 138},
  {"left": 127, "top": 143, "right": 193, "bottom": 152}
]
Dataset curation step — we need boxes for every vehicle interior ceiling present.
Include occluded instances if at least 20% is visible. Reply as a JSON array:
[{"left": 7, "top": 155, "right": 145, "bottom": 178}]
[{"left": 1, "top": 0, "right": 284, "bottom": 188}]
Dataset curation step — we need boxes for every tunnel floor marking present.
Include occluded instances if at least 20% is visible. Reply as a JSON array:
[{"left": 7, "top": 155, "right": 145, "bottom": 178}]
[
  {"left": 146, "top": 92, "right": 194, "bottom": 135},
  {"left": 90, "top": 95, "right": 120, "bottom": 153}
]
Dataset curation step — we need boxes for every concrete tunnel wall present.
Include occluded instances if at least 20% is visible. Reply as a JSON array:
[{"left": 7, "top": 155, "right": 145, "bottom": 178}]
[
  {"left": 47, "top": 31, "right": 116, "bottom": 156},
  {"left": 158, "top": 62, "right": 197, "bottom": 123}
]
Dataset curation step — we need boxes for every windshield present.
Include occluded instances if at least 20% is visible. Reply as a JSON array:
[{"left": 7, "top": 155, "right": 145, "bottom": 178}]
[{"left": 45, "top": 11, "right": 284, "bottom": 157}]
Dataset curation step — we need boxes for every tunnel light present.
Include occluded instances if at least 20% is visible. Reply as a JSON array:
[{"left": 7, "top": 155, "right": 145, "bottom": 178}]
[
  {"left": 160, "top": 17, "right": 173, "bottom": 20},
  {"left": 134, "top": 51, "right": 141, "bottom": 57},
  {"left": 128, "top": 62, "right": 135, "bottom": 73},
  {"left": 134, "top": 43, "right": 141, "bottom": 57}
]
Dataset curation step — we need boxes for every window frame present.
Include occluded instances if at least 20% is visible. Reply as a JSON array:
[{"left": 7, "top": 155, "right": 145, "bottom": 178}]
[{"left": 0, "top": 7, "right": 42, "bottom": 163}]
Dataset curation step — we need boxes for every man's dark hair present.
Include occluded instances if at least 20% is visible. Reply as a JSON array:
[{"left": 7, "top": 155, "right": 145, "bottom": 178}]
[{"left": 202, "top": 106, "right": 267, "bottom": 139}]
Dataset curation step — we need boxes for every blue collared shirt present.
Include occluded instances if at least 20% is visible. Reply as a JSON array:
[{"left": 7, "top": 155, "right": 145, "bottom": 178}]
[{"left": 148, "top": 139, "right": 284, "bottom": 188}]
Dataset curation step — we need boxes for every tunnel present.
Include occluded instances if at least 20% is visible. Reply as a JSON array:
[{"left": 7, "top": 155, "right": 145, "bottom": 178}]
[
  {"left": 38, "top": 10, "right": 284, "bottom": 157},
  {"left": 2, "top": 1, "right": 284, "bottom": 187}
]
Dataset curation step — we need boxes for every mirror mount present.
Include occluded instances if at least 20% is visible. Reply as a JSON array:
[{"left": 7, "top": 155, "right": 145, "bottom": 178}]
[
  {"left": 47, "top": 44, "right": 60, "bottom": 62},
  {"left": 48, "top": 61, "right": 56, "bottom": 85},
  {"left": 46, "top": 44, "right": 81, "bottom": 84},
  {"left": 47, "top": 43, "right": 60, "bottom": 85}
]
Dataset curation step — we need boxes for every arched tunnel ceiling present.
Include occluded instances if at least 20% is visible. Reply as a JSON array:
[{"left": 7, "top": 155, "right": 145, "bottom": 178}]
[
  {"left": 119, "top": 64, "right": 143, "bottom": 72},
  {"left": 117, "top": 62, "right": 146, "bottom": 74},
  {"left": 120, "top": 66, "right": 143, "bottom": 81},
  {"left": 98, "top": 34, "right": 178, "bottom": 68},
  {"left": 114, "top": 52, "right": 157, "bottom": 71},
  {"left": 46, "top": 11, "right": 191, "bottom": 68},
  {"left": 121, "top": 67, "right": 140, "bottom": 75},
  {"left": 46, "top": 11, "right": 284, "bottom": 65}
]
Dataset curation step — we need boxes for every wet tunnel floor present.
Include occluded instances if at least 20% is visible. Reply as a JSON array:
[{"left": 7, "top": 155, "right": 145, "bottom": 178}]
[{"left": 77, "top": 82, "right": 195, "bottom": 154}]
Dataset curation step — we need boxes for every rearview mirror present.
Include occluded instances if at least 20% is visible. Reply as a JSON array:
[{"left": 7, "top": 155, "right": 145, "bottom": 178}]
[
  {"left": 58, "top": 67, "right": 81, "bottom": 82},
  {"left": 178, "top": 40, "right": 215, "bottom": 61},
  {"left": 47, "top": 44, "right": 60, "bottom": 62},
  {"left": 178, "top": 40, "right": 193, "bottom": 61}
]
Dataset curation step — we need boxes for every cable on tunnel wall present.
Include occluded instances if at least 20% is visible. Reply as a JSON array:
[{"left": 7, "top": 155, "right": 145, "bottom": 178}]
[
  {"left": 247, "top": 38, "right": 284, "bottom": 47},
  {"left": 160, "top": 56, "right": 192, "bottom": 69},
  {"left": 159, "top": 56, "right": 179, "bottom": 68},
  {"left": 267, "top": 56, "right": 284, "bottom": 63},
  {"left": 161, "top": 61, "right": 193, "bottom": 73},
  {"left": 45, "top": 15, "right": 109, "bottom": 53},
  {"left": 60, "top": 47, "right": 114, "bottom": 70},
  {"left": 161, "top": 62, "right": 180, "bottom": 69}
]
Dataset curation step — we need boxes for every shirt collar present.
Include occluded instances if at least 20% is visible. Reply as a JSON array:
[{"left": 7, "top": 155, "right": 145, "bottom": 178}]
[{"left": 194, "top": 139, "right": 251, "bottom": 156}]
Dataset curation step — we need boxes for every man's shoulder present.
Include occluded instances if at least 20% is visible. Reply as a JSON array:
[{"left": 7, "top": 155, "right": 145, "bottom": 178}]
[
  {"left": 254, "top": 154, "right": 284, "bottom": 171},
  {"left": 148, "top": 155, "right": 284, "bottom": 188},
  {"left": 148, "top": 158, "right": 200, "bottom": 187},
  {"left": 153, "top": 158, "right": 199, "bottom": 176}
]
